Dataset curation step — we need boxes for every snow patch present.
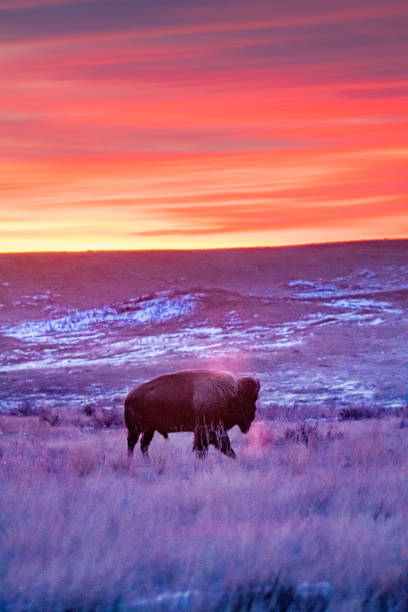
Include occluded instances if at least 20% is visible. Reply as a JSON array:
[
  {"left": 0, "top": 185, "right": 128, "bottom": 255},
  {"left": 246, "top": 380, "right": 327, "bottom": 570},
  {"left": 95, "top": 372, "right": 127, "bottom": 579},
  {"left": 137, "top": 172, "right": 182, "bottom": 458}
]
[
  {"left": 12, "top": 291, "right": 61, "bottom": 308},
  {"left": 288, "top": 280, "right": 340, "bottom": 299},
  {"left": 1, "top": 298, "right": 395, "bottom": 373},
  {"left": 23, "top": 291, "right": 59, "bottom": 302},
  {"left": 326, "top": 297, "right": 396, "bottom": 312},
  {"left": 131, "top": 590, "right": 201, "bottom": 610},
  {"left": 289, "top": 267, "right": 408, "bottom": 299},
  {"left": 2, "top": 292, "right": 199, "bottom": 343},
  {"left": 288, "top": 280, "right": 316, "bottom": 288},
  {"left": 357, "top": 268, "right": 377, "bottom": 279},
  {"left": 267, "top": 375, "right": 378, "bottom": 408}
]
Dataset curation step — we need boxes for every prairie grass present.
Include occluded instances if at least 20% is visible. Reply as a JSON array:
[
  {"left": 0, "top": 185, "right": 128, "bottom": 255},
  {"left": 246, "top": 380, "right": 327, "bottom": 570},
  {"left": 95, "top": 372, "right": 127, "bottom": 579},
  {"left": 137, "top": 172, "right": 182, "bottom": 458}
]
[{"left": 0, "top": 416, "right": 407, "bottom": 611}]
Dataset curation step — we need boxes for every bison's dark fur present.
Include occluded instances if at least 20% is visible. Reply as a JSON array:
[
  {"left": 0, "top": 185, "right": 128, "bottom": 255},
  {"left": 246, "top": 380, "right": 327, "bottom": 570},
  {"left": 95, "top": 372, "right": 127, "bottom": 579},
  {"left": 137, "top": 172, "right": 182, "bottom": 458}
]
[{"left": 124, "top": 369, "right": 260, "bottom": 458}]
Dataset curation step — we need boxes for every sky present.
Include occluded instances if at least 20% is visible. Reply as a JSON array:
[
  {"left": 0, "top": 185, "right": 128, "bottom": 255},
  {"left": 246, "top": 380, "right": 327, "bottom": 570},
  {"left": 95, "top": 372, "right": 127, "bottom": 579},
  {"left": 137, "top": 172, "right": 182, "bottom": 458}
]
[{"left": 0, "top": 0, "right": 407, "bottom": 252}]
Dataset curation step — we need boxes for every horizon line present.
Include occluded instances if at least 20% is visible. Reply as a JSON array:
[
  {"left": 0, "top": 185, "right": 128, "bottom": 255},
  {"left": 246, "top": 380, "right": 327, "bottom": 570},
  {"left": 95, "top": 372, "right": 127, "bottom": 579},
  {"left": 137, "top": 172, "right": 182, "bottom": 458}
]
[{"left": 1, "top": 237, "right": 407, "bottom": 255}]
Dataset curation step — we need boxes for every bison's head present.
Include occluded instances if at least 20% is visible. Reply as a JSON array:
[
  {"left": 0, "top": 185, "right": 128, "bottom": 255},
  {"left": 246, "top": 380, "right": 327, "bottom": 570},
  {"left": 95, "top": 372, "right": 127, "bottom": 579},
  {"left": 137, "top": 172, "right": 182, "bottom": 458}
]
[{"left": 237, "top": 376, "right": 260, "bottom": 433}]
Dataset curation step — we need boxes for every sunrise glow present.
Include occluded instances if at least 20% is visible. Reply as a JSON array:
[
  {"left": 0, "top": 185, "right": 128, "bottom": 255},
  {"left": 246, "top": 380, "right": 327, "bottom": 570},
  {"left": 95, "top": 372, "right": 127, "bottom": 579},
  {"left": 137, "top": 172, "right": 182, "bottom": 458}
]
[{"left": 1, "top": 0, "right": 407, "bottom": 252}]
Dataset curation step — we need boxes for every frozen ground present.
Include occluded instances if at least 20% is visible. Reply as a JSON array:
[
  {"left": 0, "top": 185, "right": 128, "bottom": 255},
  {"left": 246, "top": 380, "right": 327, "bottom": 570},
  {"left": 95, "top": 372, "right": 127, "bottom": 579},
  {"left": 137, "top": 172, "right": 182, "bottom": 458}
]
[{"left": 0, "top": 240, "right": 407, "bottom": 416}]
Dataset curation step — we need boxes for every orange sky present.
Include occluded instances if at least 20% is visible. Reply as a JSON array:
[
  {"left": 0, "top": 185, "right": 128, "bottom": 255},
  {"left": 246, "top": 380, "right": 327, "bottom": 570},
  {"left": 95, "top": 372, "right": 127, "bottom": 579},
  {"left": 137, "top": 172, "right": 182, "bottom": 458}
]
[{"left": 0, "top": 0, "right": 407, "bottom": 252}]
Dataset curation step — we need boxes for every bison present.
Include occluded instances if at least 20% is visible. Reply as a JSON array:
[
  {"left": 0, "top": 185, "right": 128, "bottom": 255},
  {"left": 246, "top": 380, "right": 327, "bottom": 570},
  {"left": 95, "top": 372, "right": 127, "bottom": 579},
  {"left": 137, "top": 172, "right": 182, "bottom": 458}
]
[{"left": 124, "top": 369, "right": 260, "bottom": 458}]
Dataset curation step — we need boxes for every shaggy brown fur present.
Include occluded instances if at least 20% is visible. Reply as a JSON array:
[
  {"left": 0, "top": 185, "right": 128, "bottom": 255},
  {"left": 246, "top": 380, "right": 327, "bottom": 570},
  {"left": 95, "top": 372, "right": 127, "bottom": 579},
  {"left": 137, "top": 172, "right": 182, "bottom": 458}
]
[{"left": 124, "top": 369, "right": 260, "bottom": 458}]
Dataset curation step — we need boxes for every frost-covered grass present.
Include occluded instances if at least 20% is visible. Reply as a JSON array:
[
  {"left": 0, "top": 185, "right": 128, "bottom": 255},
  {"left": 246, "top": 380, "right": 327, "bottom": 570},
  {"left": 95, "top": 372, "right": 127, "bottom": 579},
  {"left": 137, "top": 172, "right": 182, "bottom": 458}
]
[
  {"left": 0, "top": 417, "right": 407, "bottom": 611},
  {"left": 2, "top": 297, "right": 400, "bottom": 374}
]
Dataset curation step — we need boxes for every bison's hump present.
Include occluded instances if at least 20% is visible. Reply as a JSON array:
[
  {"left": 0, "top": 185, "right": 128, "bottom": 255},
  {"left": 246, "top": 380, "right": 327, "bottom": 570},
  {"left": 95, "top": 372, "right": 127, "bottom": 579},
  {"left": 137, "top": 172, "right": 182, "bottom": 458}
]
[
  {"left": 140, "top": 369, "right": 237, "bottom": 389},
  {"left": 192, "top": 372, "right": 238, "bottom": 413}
]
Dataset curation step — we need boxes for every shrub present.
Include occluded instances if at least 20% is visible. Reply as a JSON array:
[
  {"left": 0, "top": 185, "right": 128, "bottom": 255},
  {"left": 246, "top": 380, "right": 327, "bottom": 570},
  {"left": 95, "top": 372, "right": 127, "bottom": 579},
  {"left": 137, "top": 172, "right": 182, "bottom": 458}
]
[
  {"left": 39, "top": 409, "right": 60, "bottom": 426},
  {"left": 11, "top": 399, "right": 34, "bottom": 416},
  {"left": 90, "top": 407, "right": 123, "bottom": 429},
  {"left": 339, "top": 408, "right": 378, "bottom": 421},
  {"left": 284, "top": 422, "right": 322, "bottom": 447},
  {"left": 83, "top": 403, "right": 96, "bottom": 416}
]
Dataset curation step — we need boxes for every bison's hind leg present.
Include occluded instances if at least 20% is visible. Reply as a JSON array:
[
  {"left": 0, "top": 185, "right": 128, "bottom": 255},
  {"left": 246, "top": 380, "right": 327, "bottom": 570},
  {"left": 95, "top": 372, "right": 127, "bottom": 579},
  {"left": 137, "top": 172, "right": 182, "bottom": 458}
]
[
  {"left": 140, "top": 430, "right": 155, "bottom": 456},
  {"left": 193, "top": 425, "right": 209, "bottom": 459},
  {"left": 127, "top": 430, "right": 141, "bottom": 457}
]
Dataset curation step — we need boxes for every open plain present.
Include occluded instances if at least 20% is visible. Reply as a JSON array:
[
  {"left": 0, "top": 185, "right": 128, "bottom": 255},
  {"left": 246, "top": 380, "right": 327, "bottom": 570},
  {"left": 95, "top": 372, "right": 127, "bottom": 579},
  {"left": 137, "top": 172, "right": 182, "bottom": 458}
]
[{"left": 0, "top": 240, "right": 407, "bottom": 610}]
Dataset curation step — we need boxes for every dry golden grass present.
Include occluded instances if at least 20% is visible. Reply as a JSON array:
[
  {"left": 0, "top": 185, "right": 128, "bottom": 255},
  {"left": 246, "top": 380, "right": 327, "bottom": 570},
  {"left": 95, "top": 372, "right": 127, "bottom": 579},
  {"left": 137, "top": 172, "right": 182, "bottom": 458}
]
[{"left": 0, "top": 414, "right": 407, "bottom": 611}]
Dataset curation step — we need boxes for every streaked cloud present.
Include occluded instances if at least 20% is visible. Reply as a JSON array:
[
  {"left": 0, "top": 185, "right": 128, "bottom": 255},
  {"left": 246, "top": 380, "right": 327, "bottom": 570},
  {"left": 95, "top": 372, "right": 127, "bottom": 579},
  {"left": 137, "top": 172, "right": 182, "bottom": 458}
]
[{"left": 0, "top": 1, "right": 407, "bottom": 251}]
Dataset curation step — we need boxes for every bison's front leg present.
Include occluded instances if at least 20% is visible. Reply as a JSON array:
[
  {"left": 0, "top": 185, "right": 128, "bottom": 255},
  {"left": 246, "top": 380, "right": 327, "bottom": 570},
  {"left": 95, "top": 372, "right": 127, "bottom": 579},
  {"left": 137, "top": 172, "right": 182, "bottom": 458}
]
[
  {"left": 140, "top": 430, "right": 155, "bottom": 456},
  {"left": 210, "top": 426, "right": 236, "bottom": 458},
  {"left": 193, "top": 425, "right": 209, "bottom": 458},
  {"left": 220, "top": 432, "right": 235, "bottom": 458}
]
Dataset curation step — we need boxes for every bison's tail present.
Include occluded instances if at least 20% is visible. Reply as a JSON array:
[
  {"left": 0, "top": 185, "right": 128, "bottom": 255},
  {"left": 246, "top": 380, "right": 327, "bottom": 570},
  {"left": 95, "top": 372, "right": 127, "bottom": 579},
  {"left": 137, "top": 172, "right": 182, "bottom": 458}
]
[
  {"left": 124, "top": 396, "right": 133, "bottom": 412},
  {"left": 124, "top": 394, "right": 143, "bottom": 431}
]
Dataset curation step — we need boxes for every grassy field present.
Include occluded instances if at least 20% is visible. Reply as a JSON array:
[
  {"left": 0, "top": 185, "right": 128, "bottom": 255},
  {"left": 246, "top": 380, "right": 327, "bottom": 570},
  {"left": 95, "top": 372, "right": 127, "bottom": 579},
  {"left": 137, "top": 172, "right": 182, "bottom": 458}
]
[{"left": 0, "top": 412, "right": 407, "bottom": 611}]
